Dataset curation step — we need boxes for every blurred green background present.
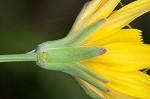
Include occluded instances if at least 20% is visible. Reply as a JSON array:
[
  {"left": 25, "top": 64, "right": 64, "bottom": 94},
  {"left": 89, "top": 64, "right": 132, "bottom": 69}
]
[{"left": 0, "top": 0, "right": 150, "bottom": 99}]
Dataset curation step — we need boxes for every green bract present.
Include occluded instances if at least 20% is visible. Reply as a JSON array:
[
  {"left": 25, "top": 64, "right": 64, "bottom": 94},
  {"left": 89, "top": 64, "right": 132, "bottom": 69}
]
[{"left": 37, "top": 46, "right": 104, "bottom": 63}]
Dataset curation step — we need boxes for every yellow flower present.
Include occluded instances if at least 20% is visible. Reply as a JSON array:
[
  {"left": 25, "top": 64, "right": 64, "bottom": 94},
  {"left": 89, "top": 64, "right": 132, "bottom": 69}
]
[{"left": 68, "top": 0, "right": 150, "bottom": 99}]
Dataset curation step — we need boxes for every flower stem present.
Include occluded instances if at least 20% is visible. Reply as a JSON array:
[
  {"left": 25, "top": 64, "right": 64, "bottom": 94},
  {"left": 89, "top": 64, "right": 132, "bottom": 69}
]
[{"left": 0, "top": 53, "right": 37, "bottom": 63}]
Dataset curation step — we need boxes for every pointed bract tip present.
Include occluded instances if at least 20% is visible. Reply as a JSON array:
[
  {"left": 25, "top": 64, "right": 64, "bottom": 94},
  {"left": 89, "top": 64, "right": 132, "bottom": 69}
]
[
  {"left": 105, "top": 88, "right": 110, "bottom": 92},
  {"left": 85, "top": 1, "right": 90, "bottom": 5},
  {"left": 102, "top": 79, "right": 110, "bottom": 83},
  {"left": 99, "top": 19, "right": 108, "bottom": 23},
  {"left": 100, "top": 48, "right": 108, "bottom": 55}
]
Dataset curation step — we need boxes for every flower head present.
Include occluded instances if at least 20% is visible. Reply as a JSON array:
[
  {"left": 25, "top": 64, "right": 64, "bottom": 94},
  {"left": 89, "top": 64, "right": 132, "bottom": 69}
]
[
  {"left": 1, "top": 0, "right": 150, "bottom": 98},
  {"left": 67, "top": 0, "right": 150, "bottom": 99},
  {"left": 37, "top": 0, "right": 150, "bottom": 99}
]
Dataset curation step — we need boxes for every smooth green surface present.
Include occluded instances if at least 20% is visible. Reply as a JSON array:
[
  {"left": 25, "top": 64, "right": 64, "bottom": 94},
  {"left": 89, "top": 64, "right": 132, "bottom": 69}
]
[
  {"left": 37, "top": 46, "right": 104, "bottom": 63},
  {"left": 0, "top": 53, "right": 37, "bottom": 62}
]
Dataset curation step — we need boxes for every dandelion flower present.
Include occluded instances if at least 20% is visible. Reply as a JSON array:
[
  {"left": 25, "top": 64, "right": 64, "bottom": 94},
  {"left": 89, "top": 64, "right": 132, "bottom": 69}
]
[
  {"left": 68, "top": 0, "right": 150, "bottom": 98},
  {"left": 0, "top": 0, "right": 150, "bottom": 99}
]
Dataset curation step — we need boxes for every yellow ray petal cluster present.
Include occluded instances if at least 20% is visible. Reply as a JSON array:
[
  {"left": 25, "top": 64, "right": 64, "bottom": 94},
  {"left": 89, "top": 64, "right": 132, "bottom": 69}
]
[
  {"left": 83, "top": 29, "right": 143, "bottom": 45},
  {"left": 71, "top": 0, "right": 150, "bottom": 99},
  {"left": 79, "top": 63, "right": 150, "bottom": 98},
  {"left": 86, "top": 0, "right": 150, "bottom": 42},
  {"left": 88, "top": 43, "right": 150, "bottom": 71}
]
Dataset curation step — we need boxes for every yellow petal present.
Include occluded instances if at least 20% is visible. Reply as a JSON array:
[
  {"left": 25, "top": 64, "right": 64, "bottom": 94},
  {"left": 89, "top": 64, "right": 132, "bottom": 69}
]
[
  {"left": 76, "top": 77, "right": 139, "bottom": 99},
  {"left": 86, "top": 0, "right": 150, "bottom": 42},
  {"left": 103, "top": 0, "right": 150, "bottom": 32},
  {"left": 70, "top": 0, "right": 120, "bottom": 37},
  {"left": 80, "top": 63, "right": 150, "bottom": 98},
  {"left": 103, "top": 88, "right": 139, "bottom": 99},
  {"left": 76, "top": 78, "right": 107, "bottom": 99},
  {"left": 88, "top": 43, "right": 150, "bottom": 71},
  {"left": 71, "top": 0, "right": 102, "bottom": 33},
  {"left": 77, "top": 0, "right": 102, "bottom": 24},
  {"left": 110, "top": 0, "right": 150, "bottom": 17},
  {"left": 83, "top": 29, "right": 143, "bottom": 45},
  {"left": 106, "top": 71, "right": 150, "bottom": 99},
  {"left": 85, "top": 0, "right": 121, "bottom": 26}
]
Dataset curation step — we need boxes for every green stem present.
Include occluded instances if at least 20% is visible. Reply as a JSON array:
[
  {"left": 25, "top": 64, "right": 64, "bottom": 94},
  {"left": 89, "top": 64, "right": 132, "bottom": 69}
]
[{"left": 0, "top": 53, "right": 37, "bottom": 62}]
